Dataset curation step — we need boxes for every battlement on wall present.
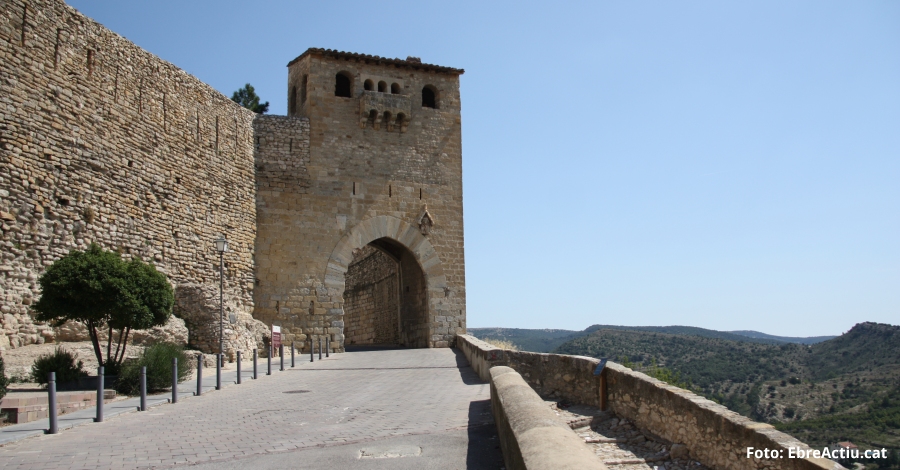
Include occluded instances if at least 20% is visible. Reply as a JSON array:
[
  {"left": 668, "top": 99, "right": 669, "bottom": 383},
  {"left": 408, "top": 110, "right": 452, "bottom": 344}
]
[{"left": 0, "top": 0, "right": 258, "bottom": 350}]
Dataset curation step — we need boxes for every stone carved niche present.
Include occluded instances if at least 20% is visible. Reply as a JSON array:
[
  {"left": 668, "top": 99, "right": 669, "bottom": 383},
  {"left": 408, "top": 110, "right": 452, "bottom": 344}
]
[
  {"left": 417, "top": 206, "right": 434, "bottom": 236},
  {"left": 359, "top": 91, "right": 411, "bottom": 132}
]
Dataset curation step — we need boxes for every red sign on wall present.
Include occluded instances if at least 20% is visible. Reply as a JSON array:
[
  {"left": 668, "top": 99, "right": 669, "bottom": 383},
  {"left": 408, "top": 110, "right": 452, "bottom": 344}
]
[{"left": 271, "top": 325, "right": 282, "bottom": 350}]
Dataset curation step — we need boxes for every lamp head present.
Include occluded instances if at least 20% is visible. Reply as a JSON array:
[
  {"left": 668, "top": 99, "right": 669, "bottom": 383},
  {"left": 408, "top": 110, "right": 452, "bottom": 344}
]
[{"left": 215, "top": 236, "right": 228, "bottom": 253}]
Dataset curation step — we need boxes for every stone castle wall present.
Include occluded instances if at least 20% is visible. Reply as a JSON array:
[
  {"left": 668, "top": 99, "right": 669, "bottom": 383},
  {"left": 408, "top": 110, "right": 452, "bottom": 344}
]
[{"left": 0, "top": 0, "right": 258, "bottom": 350}]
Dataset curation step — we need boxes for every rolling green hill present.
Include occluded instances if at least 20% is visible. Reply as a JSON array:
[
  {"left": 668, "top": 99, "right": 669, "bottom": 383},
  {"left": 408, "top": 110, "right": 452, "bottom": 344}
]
[
  {"left": 468, "top": 324, "right": 835, "bottom": 353},
  {"left": 467, "top": 327, "right": 582, "bottom": 352},
  {"left": 551, "top": 322, "right": 900, "bottom": 450}
]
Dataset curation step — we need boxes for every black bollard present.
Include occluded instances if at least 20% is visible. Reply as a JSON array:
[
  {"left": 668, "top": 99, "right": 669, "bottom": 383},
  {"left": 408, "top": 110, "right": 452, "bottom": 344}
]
[
  {"left": 280, "top": 344, "right": 284, "bottom": 371},
  {"left": 216, "top": 354, "right": 222, "bottom": 390},
  {"left": 326, "top": 336, "right": 330, "bottom": 358},
  {"left": 47, "top": 372, "right": 58, "bottom": 434},
  {"left": 253, "top": 349, "right": 258, "bottom": 379},
  {"left": 95, "top": 365, "right": 104, "bottom": 422},
  {"left": 172, "top": 358, "right": 178, "bottom": 404},
  {"left": 291, "top": 341, "right": 295, "bottom": 368},
  {"left": 236, "top": 351, "right": 242, "bottom": 384},
  {"left": 310, "top": 340, "right": 314, "bottom": 362},
  {"left": 139, "top": 366, "right": 147, "bottom": 411},
  {"left": 267, "top": 346, "right": 272, "bottom": 375},
  {"left": 196, "top": 354, "right": 203, "bottom": 396},
  {"left": 318, "top": 336, "right": 322, "bottom": 360}
]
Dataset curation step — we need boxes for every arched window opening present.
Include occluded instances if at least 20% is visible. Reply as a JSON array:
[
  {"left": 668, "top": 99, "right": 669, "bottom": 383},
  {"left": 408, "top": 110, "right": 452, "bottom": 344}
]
[
  {"left": 335, "top": 72, "right": 352, "bottom": 98},
  {"left": 367, "top": 109, "right": 377, "bottom": 128},
  {"left": 364, "top": 79, "right": 374, "bottom": 91},
  {"left": 422, "top": 85, "right": 437, "bottom": 108},
  {"left": 289, "top": 86, "right": 297, "bottom": 115},
  {"left": 391, "top": 83, "right": 401, "bottom": 94},
  {"left": 377, "top": 81, "right": 387, "bottom": 93},
  {"left": 383, "top": 111, "right": 393, "bottom": 131},
  {"left": 301, "top": 75, "right": 308, "bottom": 104}
]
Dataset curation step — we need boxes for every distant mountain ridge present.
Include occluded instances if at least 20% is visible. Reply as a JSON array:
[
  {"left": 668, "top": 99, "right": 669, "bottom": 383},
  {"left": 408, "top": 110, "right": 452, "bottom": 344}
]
[
  {"left": 468, "top": 324, "right": 834, "bottom": 353},
  {"left": 729, "top": 330, "right": 836, "bottom": 345}
]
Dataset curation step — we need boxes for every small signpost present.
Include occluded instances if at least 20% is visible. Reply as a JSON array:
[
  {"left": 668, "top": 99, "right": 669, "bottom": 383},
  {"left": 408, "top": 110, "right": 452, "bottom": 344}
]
[{"left": 271, "top": 325, "right": 282, "bottom": 351}]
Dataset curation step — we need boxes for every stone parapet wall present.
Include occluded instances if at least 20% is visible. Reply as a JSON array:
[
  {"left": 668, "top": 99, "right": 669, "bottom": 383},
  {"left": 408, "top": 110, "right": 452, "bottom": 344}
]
[
  {"left": 0, "top": 0, "right": 258, "bottom": 350},
  {"left": 456, "top": 334, "right": 841, "bottom": 470},
  {"left": 490, "top": 365, "right": 607, "bottom": 470}
]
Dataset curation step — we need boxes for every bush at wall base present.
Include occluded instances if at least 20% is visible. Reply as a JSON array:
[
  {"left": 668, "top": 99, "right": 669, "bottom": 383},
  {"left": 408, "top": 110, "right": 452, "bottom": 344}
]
[
  {"left": 0, "top": 355, "right": 9, "bottom": 400},
  {"left": 30, "top": 347, "right": 88, "bottom": 387},
  {"left": 116, "top": 342, "right": 191, "bottom": 395}
]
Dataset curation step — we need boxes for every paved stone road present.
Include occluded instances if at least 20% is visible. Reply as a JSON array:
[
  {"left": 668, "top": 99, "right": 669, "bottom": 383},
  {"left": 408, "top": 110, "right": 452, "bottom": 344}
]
[{"left": 0, "top": 348, "right": 503, "bottom": 469}]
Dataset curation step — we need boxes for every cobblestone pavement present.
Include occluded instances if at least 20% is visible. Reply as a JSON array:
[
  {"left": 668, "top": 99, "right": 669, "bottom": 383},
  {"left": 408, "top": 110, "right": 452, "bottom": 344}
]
[
  {"left": 551, "top": 401, "right": 710, "bottom": 470},
  {"left": 0, "top": 348, "right": 502, "bottom": 469}
]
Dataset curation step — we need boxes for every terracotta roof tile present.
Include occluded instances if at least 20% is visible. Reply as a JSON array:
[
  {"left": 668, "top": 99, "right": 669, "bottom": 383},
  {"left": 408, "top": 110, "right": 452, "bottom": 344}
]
[{"left": 288, "top": 48, "right": 464, "bottom": 75}]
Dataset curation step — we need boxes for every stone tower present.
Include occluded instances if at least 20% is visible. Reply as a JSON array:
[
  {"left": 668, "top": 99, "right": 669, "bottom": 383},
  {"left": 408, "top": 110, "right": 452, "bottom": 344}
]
[{"left": 253, "top": 49, "right": 466, "bottom": 351}]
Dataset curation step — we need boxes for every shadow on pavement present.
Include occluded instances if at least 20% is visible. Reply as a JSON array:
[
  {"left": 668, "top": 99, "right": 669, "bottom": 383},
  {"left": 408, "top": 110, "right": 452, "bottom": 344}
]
[
  {"left": 466, "top": 399, "right": 505, "bottom": 469},
  {"left": 452, "top": 348, "right": 484, "bottom": 385}
]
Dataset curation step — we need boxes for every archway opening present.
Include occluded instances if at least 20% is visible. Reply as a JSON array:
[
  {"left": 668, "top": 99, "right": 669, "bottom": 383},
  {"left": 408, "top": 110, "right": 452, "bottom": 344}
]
[{"left": 343, "top": 237, "right": 428, "bottom": 349}]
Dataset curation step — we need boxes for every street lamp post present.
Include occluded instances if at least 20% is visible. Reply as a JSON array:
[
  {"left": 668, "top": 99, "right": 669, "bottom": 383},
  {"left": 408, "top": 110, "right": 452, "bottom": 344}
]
[{"left": 215, "top": 236, "right": 228, "bottom": 366}]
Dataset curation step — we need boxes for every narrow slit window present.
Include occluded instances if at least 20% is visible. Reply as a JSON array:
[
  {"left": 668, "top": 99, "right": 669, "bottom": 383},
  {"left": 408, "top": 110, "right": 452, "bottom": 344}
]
[{"left": 301, "top": 75, "right": 308, "bottom": 103}]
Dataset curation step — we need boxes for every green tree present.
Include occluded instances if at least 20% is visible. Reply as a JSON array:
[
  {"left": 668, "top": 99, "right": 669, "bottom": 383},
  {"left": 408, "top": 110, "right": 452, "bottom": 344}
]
[
  {"left": 32, "top": 244, "right": 174, "bottom": 370},
  {"left": 231, "top": 83, "right": 269, "bottom": 114}
]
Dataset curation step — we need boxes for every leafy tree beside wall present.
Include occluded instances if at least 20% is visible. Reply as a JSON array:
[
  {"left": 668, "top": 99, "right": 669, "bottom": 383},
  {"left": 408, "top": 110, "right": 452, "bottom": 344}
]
[
  {"left": 231, "top": 83, "right": 269, "bottom": 114},
  {"left": 32, "top": 244, "right": 174, "bottom": 372}
]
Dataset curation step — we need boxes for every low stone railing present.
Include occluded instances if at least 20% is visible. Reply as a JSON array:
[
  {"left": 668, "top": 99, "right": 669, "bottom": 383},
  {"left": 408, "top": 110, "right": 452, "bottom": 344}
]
[
  {"left": 490, "top": 366, "right": 606, "bottom": 470},
  {"left": 457, "top": 334, "right": 842, "bottom": 470}
]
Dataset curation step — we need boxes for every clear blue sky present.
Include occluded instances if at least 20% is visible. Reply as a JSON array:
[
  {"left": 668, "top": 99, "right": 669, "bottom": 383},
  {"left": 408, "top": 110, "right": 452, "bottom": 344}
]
[{"left": 67, "top": 1, "right": 899, "bottom": 337}]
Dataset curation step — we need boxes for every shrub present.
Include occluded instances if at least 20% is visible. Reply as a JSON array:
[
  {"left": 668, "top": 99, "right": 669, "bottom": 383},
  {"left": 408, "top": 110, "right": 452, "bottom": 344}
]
[
  {"left": 31, "top": 348, "right": 88, "bottom": 387},
  {"left": 32, "top": 244, "right": 174, "bottom": 371},
  {"left": 481, "top": 338, "right": 518, "bottom": 351},
  {"left": 116, "top": 342, "right": 190, "bottom": 395},
  {"left": 0, "top": 355, "right": 9, "bottom": 400}
]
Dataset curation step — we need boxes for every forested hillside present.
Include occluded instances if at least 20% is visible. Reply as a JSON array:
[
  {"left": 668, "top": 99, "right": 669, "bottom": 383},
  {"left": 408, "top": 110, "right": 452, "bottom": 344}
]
[{"left": 552, "top": 322, "right": 900, "bottom": 450}]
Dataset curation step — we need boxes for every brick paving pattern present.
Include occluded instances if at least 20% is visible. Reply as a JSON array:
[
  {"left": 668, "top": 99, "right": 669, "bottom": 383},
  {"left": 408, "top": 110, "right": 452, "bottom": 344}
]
[{"left": 0, "top": 348, "right": 494, "bottom": 469}]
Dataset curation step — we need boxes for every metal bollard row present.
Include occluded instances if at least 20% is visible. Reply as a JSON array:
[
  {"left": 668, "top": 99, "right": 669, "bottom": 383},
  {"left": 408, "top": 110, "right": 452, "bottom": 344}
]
[{"left": 47, "top": 341, "right": 327, "bottom": 435}]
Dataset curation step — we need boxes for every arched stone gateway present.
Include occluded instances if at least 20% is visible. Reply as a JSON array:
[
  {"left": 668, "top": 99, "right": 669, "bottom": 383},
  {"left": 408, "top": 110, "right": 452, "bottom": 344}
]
[{"left": 326, "top": 216, "right": 447, "bottom": 349}]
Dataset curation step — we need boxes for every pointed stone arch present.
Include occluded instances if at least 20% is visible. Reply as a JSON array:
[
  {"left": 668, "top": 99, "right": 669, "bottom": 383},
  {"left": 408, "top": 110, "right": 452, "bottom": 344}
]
[{"left": 325, "top": 215, "right": 447, "bottom": 347}]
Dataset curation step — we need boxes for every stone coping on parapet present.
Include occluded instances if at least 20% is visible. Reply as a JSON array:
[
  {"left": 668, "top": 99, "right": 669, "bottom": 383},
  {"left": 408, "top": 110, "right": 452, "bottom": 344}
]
[
  {"left": 288, "top": 48, "right": 465, "bottom": 75},
  {"left": 456, "top": 334, "right": 844, "bottom": 470}
]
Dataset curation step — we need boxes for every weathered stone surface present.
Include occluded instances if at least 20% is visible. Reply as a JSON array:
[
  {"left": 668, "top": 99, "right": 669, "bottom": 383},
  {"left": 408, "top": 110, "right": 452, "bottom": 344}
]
[
  {"left": 1, "top": 0, "right": 467, "bottom": 354},
  {"left": 173, "top": 283, "right": 268, "bottom": 358},
  {"left": 54, "top": 316, "right": 189, "bottom": 346},
  {"left": 0, "top": 0, "right": 256, "bottom": 350}
]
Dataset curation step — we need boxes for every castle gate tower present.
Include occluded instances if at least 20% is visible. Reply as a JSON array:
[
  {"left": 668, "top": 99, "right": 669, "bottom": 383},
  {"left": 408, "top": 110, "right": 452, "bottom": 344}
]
[{"left": 253, "top": 49, "right": 466, "bottom": 351}]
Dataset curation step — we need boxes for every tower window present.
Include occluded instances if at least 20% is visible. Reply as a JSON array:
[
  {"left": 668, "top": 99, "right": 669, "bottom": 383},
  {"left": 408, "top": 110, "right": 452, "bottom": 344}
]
[
  {"left": 364, "top": 79, "right": 374, "bottom": 91},
  {"left": 377, "top": 81, "right": 387, "bottom": 93},
  {"left": 422, "top": 85, "right": 437, "bottom": 108},
  {"left": 289, "top": 86, "right": 297, "bottom": 114},
  {"left": 301, "top": 75, "right": 308, "bottom": 103},
  {"left": 335, "top": 72, "right": 352, "bottom": 97},
  {"left": 391, "top": 83, "right": 400, "bottom": 94}
]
